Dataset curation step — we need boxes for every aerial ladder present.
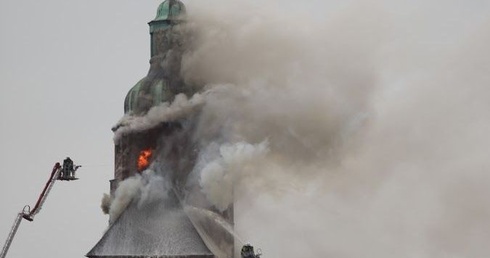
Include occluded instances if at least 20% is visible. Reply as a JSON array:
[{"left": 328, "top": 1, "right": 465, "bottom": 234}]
[{"left": 0, "top": 160, "right": 81, "bottom": 258}]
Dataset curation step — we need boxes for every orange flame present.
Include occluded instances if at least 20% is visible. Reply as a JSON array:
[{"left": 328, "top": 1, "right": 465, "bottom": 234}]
[{"left": 137, "top": 149, "right": 153, "bottom": 172}]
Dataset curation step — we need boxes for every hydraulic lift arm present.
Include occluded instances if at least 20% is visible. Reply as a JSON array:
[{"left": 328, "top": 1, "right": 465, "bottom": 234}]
[
  {"left": 25, "top": 163, "right": 62, "bottom": 220},
  {"left": 0, "top": 163, "right": 62, "bottom": 258},
  {"left": 0, "top": 213, "right": 23, "bottom": 258}
]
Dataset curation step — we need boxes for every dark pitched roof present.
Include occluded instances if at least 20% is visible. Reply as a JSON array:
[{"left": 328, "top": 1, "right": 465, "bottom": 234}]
[{"left": 86, "top": 191, "right": 214, "bottom": 258}]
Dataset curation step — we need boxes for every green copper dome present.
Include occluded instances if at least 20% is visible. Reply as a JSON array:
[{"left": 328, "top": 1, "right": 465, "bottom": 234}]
[
  {"left": 124, "top": 78, "right": 173, "bottom": 115},
  {"left": 154, "top": 0, "right": 186, "bottom": 22},
  {"left": 149, "top": 0, "right": 186, "bottom": 34},
  {"left": 123, "top": 0, "right": 192, "bottom": 115}
]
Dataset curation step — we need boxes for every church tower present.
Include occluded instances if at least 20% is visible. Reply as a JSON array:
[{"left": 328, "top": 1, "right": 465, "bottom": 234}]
[
  {"left": 87, "top": 1, "right": 234, "bottom": 257},
  {"left": 112, "top": 0, "right": 196, "bottom": 192},
  {"left": 124, "top": 0, "right": 193, "bottom": 117}
]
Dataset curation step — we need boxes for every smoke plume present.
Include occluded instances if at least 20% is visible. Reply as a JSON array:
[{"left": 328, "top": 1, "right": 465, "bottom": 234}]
[
  {"left": 105, "top": 0, "right": 490, "bottom": 257},
  {"left": 108, "top": 174, "right": 143, "bottom": 223},
  {"left": 113, "top": 93, "right": 205, "bottom": 142},
  {"left": 101, "top": 193, "right": 111, "bottom": 215},
  {"left": 177, "top": 0, "right": 490, "bottom": 257},
  {"left": 107, "top": 168, "right": 172, "bottom": 223},
  {"left": 195, "top": 141, "right": 269, "bottom": 211}
]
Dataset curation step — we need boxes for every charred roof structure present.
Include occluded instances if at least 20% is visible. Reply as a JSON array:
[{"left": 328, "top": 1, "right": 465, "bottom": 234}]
[{"left": 87, "top": 1, "right": 233, "bottom": 257}]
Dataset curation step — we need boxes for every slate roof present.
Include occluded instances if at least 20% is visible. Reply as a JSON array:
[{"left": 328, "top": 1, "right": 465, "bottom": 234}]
[{"left": 86, "top": 191, "right": 214, "bottom": 258}]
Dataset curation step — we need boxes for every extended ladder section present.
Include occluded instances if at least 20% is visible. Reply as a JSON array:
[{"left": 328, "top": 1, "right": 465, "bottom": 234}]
[
  {"left": 0, "top": 163, "right": 63, "bottom": 258},
  {"left": 27, "top": 164, "right": 62, "bottom": 220},
  {"left": 0, "top": 213, "right": 23, "bottom": 258}
]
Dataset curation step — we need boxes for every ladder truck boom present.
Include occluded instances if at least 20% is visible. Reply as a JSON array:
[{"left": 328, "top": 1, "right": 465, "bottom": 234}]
[
  {"left": 0, "top": 211, "right": 24, "bottom": 258},
  {"left": 1, "top": 160, "right": 80, "bottom": 258},
  {"left": 24, "top": 163, "right": 62, "bottom": 220}
]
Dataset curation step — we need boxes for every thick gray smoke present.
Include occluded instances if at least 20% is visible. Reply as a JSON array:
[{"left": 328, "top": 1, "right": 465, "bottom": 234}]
[
  {"left": 176, "top": 0, "right": 490, "bottom": 257},
  {"left": 105, "top": 0, "right": 490, "bottom": 257},
  {"left": 108, "top": 175, "right": 144, "bottom": 223},
  {"left": 107, "top": 167, "right": 172, "bottom": 224},
  {"left": 195, "top": 141, "right": 269, "bottom": 211},
  {"left": 113, "top": 93, "right": 205, "bottom": 142}
]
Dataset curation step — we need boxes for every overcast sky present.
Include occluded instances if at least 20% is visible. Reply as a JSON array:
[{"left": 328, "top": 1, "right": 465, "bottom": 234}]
[
  {"left": 0, "top": 1, "right": 158, "bottom": 257},
  {"left": 1, "top": 0, "right": 490, "bottom": 258}
]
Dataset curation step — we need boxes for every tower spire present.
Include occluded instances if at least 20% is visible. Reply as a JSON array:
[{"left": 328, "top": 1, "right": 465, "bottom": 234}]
[{"left": 149, "top": 0, "right": 186, "bottom": 57}]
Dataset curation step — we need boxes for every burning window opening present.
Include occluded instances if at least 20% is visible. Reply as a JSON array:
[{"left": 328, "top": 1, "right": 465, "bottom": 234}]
[{"left": 137, "top": 148, "right": 153, "bottom": 172}]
